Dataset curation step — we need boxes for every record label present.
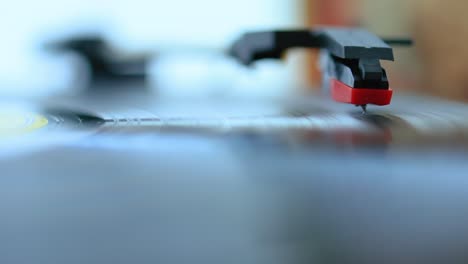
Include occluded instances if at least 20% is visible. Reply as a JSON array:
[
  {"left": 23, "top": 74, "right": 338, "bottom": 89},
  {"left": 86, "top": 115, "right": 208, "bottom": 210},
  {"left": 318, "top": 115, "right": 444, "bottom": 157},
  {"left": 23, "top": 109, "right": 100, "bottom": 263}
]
[{"left": 0, "top": 110, "right": 48, "bottom": 137}]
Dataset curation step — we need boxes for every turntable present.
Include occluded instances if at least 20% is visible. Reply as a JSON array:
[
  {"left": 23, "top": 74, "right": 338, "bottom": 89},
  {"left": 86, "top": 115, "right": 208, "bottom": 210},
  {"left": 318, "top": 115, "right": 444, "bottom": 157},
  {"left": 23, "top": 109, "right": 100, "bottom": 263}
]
[{"left": 2, "top": 27, "right": 468, "bottom": 264}]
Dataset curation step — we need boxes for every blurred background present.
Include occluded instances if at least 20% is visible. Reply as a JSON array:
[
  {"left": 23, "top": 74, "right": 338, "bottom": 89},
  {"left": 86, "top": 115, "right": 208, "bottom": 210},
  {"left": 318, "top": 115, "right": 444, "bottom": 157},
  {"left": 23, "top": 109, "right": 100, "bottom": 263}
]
[{"left": 0, "top": 0, "right": 463, "bottom": 101}]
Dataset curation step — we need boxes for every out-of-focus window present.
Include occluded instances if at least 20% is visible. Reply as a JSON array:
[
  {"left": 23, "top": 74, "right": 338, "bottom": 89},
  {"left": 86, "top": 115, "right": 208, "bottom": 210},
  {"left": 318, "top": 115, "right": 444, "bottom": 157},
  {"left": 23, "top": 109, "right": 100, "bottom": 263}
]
[{"left": 0, "top": 0, "right": 301, "bottom": 96}]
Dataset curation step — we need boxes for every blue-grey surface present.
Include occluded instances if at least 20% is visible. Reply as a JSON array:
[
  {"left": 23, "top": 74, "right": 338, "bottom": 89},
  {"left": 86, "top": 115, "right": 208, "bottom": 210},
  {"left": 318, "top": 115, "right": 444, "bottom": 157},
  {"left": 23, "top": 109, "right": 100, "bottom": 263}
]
[{"left": 2, "top": 94, "right": 468, "bottom": 264}]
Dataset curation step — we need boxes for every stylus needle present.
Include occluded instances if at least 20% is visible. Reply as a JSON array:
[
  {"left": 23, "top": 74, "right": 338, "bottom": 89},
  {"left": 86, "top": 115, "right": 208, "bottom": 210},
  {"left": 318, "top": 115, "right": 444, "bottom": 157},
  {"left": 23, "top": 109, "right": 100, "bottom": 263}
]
[{"left": 360, "top": 105, "right": 367, "bottom": 114}]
